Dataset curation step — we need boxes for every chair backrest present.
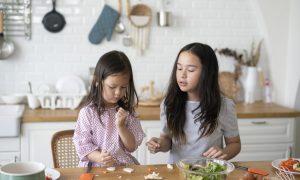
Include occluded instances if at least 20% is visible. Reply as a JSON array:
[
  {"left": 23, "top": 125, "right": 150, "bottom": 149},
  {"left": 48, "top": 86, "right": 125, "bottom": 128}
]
[{"left": 51, "top": 129, "right": 79, "bottom": 168}]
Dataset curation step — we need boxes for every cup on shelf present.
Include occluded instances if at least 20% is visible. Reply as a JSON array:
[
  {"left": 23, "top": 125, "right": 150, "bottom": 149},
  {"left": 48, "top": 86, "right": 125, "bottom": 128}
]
[{"left": 27, "top": 94, "right": 40, "bottom": 109}]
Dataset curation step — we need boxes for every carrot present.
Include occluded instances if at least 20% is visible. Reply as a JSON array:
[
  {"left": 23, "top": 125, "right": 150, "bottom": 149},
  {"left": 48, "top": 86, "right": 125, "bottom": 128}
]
[
  {"left": 248, "top": 168, "right": 269, "bottom": 176},
  {"left": 279, "top": 158, "right": 300, "bottom": 172},
  {"left": 79, "top": 173, "right": 94, "bottom": 180}
]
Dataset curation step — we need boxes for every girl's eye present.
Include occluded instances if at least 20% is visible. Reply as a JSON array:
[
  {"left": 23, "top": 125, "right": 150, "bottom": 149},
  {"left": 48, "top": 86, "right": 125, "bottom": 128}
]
[
  {"left": 109, "top": 86, "right": 116, "bottom": 89},
  {"left": 177, "top": 67, "right": 182, "bottom": 71},
  {"left": 121, "top": 86, "right": 127, "bottom": 89},
  {"left": 188, "top": 67, "right": 196, "bottom": 72}
]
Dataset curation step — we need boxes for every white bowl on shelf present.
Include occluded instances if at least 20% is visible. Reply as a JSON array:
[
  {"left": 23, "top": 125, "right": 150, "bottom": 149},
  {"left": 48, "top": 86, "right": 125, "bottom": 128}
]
[{"left": 1, "top": 94, "right": 26, "bottom": 105}]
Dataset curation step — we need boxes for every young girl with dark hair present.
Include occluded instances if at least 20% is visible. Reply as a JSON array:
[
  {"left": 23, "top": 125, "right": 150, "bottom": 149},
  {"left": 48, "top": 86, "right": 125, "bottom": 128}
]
[
  {"left": 146, "top": 43, "right": 241, "bottom": 163},
  {"left": 73, "top": 50, "right": 144, "bottom": 167}
]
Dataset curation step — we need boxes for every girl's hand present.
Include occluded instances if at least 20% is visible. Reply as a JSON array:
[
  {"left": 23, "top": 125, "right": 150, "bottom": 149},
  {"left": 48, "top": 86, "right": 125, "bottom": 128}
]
[
  {"left": 99, "top": 151, "right": 115, "bottom": 167},
  {"left": 202, "top": 146, "right": 227, "bottom": 159},
  {"left": 146, "top": 137, "right": 162, "bottom": 154},
  {"left": 115, "top": 108, "right": 128, "bottom": 128}
]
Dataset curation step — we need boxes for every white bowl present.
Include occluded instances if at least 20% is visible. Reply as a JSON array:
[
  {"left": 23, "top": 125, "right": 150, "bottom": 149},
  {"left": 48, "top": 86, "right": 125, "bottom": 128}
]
[
  {"left": 1, "top": 94, "right": 26, "bottom": 104},
  {"left": 0, "top": 162, "right": 45, "bottom": 179}
]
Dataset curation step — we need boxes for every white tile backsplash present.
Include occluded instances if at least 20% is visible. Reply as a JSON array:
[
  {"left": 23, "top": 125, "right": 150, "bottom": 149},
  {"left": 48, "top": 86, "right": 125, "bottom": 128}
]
[{"left": 0, "top": 0, "right": 261, "bottom": 94}]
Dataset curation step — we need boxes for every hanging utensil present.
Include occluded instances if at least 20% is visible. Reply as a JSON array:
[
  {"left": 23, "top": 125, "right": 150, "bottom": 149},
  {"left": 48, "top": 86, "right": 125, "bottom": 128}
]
[
  {"left": 28, "top": 81, "right": 32, "bottom": 93},
  {"left": 122, "top": 0, "right": 132, "bottom": 46},
  {"left": 115, "top": 0, "right": 125, "bottom": 33},
  {"left": 128, "top": 3, "right": 152, "bottom": 55},
  {"left": 42, "top": 0, "right": 66, "bottom": 33},
  {"left": 157, "top": 0, "right": 171, "bottom": 27},
  {"left": 0, "top": 11, "right": 15, "bottom": 60}
]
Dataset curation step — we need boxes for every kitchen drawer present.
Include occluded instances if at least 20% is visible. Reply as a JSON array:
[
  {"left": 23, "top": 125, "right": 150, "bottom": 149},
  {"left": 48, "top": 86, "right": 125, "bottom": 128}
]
[
  {"left": 232, "top": 143, "right": 292, "bottom": 162},
  {"left": 238, "top": 118, "right": 294, "bottom": 144},
  {"left": 0, "top": 137, "right": 20, "bottom": 151}
]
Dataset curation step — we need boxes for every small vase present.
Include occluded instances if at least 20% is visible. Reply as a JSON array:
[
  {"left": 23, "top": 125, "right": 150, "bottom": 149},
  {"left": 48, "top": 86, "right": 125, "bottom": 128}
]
[{"left": 244, "top": 67, "right": 258, "bottom": 103}]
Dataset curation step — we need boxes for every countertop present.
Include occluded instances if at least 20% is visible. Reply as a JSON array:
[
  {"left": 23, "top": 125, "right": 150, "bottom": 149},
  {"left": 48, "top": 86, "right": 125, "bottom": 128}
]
[
  {"left": 22, "top": 102, "right": 300, "bottom": 123},
  {"left": 56, "top": 161, "right": 300, "bottom": 180}
]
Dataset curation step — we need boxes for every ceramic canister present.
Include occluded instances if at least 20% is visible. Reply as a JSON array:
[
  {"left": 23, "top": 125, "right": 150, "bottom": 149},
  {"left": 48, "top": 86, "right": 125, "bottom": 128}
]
[{"left": 0, "top": 162, "right": 45, "bottom": 180}]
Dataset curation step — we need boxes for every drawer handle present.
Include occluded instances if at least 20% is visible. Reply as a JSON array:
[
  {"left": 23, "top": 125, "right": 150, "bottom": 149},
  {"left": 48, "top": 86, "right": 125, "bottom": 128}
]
[{"left": 251, "top": 121, "right": 267, "bottom": 125}]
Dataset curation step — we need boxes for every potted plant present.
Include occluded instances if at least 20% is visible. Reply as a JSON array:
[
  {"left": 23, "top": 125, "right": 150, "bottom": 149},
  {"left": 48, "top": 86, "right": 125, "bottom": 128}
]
[{"left": 215, "top": 39, "right": 263, "bottom": 103}]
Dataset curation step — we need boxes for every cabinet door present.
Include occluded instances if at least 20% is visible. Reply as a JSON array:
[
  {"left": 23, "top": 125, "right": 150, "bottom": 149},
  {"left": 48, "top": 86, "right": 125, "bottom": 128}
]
[
  {"left": 139, "top": 121, "right": 169, "bottom": 165},
  {"left": 0, "top": 137, "right": 20, "bottom": 151},
  {"left": 235, "top": 118, "right": 295, "bottom": 161},
  {"left": 238, "top": 118, "right": 294, "bottom": 144},
  {"left": 0, "top": 152, "right": 20, "bottom": 166},
  {"left": 21, "top": 122, "right": 76, "bottom": 168},
  {"left": 232, "top": 143, "right": 292, "bottom": 162}
]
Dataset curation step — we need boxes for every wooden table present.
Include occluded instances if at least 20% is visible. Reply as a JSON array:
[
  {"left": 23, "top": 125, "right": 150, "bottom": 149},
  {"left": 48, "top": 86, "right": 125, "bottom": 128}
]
[{"left": 56, "top": 161, "right": 300, "bottom": 180}]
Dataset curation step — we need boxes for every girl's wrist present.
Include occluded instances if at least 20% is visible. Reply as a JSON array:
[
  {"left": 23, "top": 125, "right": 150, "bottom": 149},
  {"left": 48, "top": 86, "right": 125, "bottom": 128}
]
[{"left": 116, "top": 124, "right": 126, "bottom": 131}]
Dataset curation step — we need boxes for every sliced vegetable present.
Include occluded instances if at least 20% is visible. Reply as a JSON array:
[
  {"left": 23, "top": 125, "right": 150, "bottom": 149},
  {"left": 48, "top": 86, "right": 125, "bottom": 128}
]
[{"left": 279, "top": 158, "right": 300, "bottom": 172}]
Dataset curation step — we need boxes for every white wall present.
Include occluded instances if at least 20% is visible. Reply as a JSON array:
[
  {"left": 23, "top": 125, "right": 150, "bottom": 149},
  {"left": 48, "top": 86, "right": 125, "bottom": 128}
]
[
  {"left": 285, "top": 0, "right": 300, "bottom": 157},
  {"left": 0, "top": 0, "right": 261, "bottom": 95},
  {"left": 285, "top": 0, "right": 300, "bottom": 108},
  {"left": 255, "top": 0, "right": 300, "bottom": 157},
  {"left": 255, "top": 0, "right": 290, "bottom": 105}
]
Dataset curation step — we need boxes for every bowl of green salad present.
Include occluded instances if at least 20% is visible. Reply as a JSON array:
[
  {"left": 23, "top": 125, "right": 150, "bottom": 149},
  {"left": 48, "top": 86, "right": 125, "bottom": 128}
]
[{"left": 176, "top": 157, "right": 235, "bottom": 180}]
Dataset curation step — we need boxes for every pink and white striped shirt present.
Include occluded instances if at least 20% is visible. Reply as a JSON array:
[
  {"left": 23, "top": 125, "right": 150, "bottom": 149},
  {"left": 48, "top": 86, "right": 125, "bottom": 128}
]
[{"left": 73, "top": 104, "right": 144, "bottom": 167}]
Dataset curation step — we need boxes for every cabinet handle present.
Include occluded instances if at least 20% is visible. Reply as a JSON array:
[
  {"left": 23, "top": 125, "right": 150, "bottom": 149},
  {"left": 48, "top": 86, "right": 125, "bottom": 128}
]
[
  {"left": 251, "top": 121, "right": 266, "bottom": 125},
  {"left": 289, "top": 146, "right": 293, "bottom": 158}
]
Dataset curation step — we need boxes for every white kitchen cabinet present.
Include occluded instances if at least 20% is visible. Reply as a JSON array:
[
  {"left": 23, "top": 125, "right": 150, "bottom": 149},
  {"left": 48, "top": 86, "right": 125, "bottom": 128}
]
[
  {"left": 232, "top": 118, "right": 295, "bottom": 162},
  {"left": 0, "top": 137, "right": 20, "bottom": 165},
  {"left": 19, "top": 118, "right": 295, "bottom": 167},
  {"left": 21, "top": 122, "right": 76, "bottom": 168},
  {"left": 138, "top": 121, "right": 169, "bottom": 165},
  {"left": 20, "top": 120, "right": 169, "bottom": 167}
]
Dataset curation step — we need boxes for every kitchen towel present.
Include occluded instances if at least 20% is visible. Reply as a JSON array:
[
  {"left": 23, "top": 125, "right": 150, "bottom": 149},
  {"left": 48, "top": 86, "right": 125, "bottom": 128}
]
[{"left": 88, "top": 5, "right": 120, "bottom": 44}]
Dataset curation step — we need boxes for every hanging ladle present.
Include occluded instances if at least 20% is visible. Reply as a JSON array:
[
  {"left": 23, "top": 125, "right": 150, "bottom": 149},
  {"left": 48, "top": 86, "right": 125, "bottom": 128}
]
[
  {"left": 122, "top": 0, "right": 132, "bottom": 46},
  {"left": 115, "top": 0, "right": 125, "bottom": 33},
  {"left": 0, "top": 11, "right": 15, "bottom": 60}
]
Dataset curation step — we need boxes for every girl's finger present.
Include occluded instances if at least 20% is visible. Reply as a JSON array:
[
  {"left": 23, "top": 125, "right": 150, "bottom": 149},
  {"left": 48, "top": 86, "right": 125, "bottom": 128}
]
[
  {"left": 211, "top": 150, "right": 222, "bottom": 158},
  {"left": 219, "top": 154, "right": 227, "bottom": 159},
  {"left": 103, "top": 156, "right": 113, "bottom": 163},
  {"left": 202, "top": 147, "right": 213, "bottom": 156},
  {"left": 204, "top": 148, "right": 217, "bottom": 158},
  {"left": 146, "top": 140, "right": 160, "bottom": 148}
]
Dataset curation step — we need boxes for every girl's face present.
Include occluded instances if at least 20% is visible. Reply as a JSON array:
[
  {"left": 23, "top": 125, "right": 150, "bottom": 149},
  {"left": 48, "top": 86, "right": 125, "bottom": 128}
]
[
  {"left": 176, "top": 51, "right": 202, "bottom": 100},
  {"left": 102, "top": 73, "right": 129, "bottom": 108}
]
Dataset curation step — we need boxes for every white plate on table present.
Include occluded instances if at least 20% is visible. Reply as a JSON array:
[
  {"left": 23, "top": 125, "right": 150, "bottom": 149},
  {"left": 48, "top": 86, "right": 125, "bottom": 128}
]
[
  {"left": 271, "top": 158, "right": 300, "bottom": 175},
  {"left": 56, "top": 75, "right": 86, "bottom": 94},
  {"left": 45, "top": 168, "right": 61, "bottom": 180}
]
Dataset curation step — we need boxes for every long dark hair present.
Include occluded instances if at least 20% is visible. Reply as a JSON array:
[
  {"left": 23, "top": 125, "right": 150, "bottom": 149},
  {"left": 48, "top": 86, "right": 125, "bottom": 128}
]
[
  {"left": 82, "top": 50, "right": 138, "bottom": 121},
  {"left": 164, "top": 43, "right": 221, "bottom": 144}
]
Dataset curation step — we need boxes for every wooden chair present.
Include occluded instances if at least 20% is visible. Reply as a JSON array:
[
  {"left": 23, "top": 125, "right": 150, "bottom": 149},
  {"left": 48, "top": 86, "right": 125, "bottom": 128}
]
[{"left": 51, "top": 129, "right": 79, "bottom": 168}]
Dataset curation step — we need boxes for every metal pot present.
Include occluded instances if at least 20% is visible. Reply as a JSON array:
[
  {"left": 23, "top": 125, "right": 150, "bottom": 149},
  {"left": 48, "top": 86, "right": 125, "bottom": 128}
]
[
  {"left": 157, "top": 11, "right": 171, "bottom": 27},
  {"left": 0, "top": 11, "right": 15, "bottom": 59}
]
